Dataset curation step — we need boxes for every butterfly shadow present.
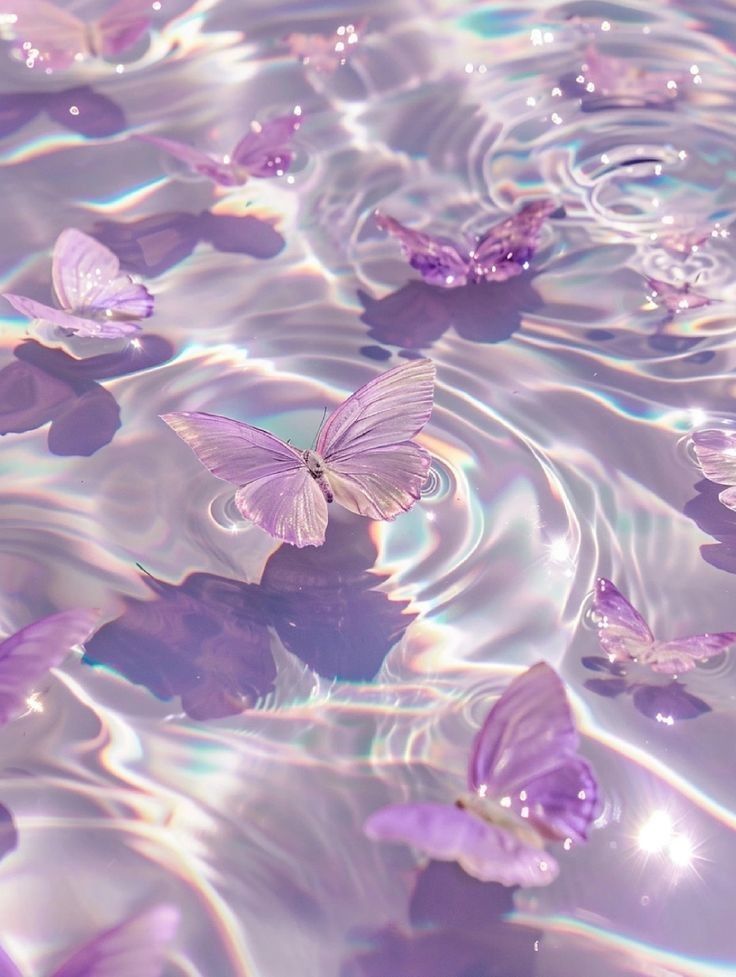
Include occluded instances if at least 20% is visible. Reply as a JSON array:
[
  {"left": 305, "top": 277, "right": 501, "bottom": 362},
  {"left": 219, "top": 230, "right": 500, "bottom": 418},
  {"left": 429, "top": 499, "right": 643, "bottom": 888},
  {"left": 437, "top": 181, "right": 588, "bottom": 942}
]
[
  {"left": 83, "top": 519, "right": 416, "bottom": 721},
  {"left": 0, "top": 335, "right": 174, "bottom": 456},
  {"left": 92, "top": 209, "right": 286, "bottom": 277},
  {"left": 342, "top": 861, "right": 541, "bottom": 977},
  {"left": 581, "top": 656, "right": 711, "bottom": 720},
  {"left": 0, "top": 803, "right": 17, "bottom": 866},
  {"left": 683, "top": 478, "right": 736, "bottom": 574},
  {"left": 357, "top": 275, "right": 543, "bottom": 354},
  {"left": 0, "top": 86, "right": 126, "bottom": 138}
]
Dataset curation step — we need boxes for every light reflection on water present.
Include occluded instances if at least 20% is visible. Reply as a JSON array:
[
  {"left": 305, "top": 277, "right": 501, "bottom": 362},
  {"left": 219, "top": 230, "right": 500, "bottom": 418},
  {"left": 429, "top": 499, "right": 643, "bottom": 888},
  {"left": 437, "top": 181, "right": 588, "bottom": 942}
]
[{"left": 1, "top": 0, "right": 736, "bottom": 975}]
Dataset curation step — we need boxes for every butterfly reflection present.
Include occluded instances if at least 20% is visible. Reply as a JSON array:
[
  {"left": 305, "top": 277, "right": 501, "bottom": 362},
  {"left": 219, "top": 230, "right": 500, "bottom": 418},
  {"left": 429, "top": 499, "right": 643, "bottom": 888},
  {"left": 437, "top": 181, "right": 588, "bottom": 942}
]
[
  {"left": 582, "top": 657, "right": 711, "bottom": 722},
  {"left": 92, "top": 209, "right": 285, "bottom": 277},
  {"left": 343, "top": 861, "right": 541, "bottom": 977},
  {"left": 0, "top": 85, "right": 126, "bottom": 138},
  {"left": 0, "top": 336, "right": 174, "bottom": 456},
  {"left": 83, "top": 520, "right": 416, "bottom": 720}
]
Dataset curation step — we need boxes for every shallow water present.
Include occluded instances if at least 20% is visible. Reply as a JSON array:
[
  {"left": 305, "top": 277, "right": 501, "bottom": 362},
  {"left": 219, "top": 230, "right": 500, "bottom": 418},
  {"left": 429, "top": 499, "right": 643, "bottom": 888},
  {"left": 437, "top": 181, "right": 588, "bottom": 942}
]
[{"left": 1, "top": 0, "right": 736, "bottom": 974}]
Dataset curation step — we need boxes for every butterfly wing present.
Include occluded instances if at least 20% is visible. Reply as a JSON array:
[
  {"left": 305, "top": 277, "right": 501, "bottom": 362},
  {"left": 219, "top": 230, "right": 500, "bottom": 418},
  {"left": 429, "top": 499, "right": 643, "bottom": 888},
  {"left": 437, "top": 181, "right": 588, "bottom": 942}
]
[
  {"left": 0, "top": 608, "right": 98, "bottom": 725},
  {"left": 160, "top": 411, "right": 328, "bottom": 547},
  {"left": 1, "top": 292, "right": 131, "bottom": 337},
  {"left": 468, "top": 662, "right": 598, "bottom": 842},
  {"left": 95, "top": 0, "right": 152, "bottom": 57},
  {"left": 692, "top": 430, "right": 736, "bottom": 489},
  {"left": 1, "top": 0, "right": 87, "bottom": 70},
  {"left": 364, "top": 803, "right": 559, "bottom": 887},
  {"left": 646, "top": 277, "right": 710, "bottom": 313},
  {"left": 374, "top": 213, "right": 471, "bottom": 288},
  {"left": 316, "top": 358, "right": 434, "bottom": 520},
  {"left": 645, "top": 633, "right": 736, "bottom": 674},
  {"left": 134, "top": 134, "right": 238, "bottom": 186},
  {"left": 231, "top": 114, "right": 300, "bottom": 178},
  {"left": 50, "top": 904, "right": 179, "bottom": 977},
  {"left": 472, "top": 200, "right": 556, "bottom": 282},
  {"left": 592, "top": 577, "right": 655, "bottom": 663},
  {"left": 52, "top": 228, "right": 153, "bottom": 325},
  {"left": 0, "top": 948, "right": 22, "bottom": 977}
]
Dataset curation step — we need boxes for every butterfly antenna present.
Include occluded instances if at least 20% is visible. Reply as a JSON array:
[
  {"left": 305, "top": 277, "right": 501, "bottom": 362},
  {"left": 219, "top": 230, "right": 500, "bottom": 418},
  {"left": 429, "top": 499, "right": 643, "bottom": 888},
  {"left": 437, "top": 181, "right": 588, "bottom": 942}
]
[
  {"left": 311, "top": 406, "right": 328, "bottom": 449},
  {"left": 135, "top": 562, "right": 155, "bottom": 579}
]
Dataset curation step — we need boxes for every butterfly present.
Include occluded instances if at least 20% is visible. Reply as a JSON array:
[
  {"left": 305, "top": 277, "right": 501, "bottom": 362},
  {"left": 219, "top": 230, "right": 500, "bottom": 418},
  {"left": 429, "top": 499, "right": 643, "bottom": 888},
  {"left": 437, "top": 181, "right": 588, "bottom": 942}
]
[
  {"left": 161, "top": 357, "right": 435, "bottom": 548},
  {"left": 135, "top": 113, "right": 302, "bottom": 187},
  {"left": 2, "top": 228, "right": 153, "bottom": 338},
  {"left": 691, "top": 429, "right": 736, "bottom": 511},
  {"left": 575, "top": 42, "right": 683, "bottom": 107},
  {"left": 285, "top": 21, "right": 363, "bottom": 74},
  {"left": 0, "top": 903, "right": 178, "bottom": 977},
  {"left": 646, "top": 276, "right": 711, "bottom": 314},
  {"left": 1, "top": 0, "right": 154, "bottom": 71},
  {"left": 0, "top": 608, "right": 98, "bottom": 725},
  {"left": 364, "top": 662, "right": 599, "bottom": 887},
  {"left": 592, "top": 577, "right": 736, "bottom": 674},
  {"left": 374, "top": 200, "right": 557, "bottom": 289}
]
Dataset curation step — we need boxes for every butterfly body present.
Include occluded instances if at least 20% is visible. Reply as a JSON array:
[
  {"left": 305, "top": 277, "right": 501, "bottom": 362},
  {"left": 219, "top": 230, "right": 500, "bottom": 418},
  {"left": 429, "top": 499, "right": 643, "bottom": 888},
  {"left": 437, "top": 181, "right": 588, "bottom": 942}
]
[
  {"left": 303, "top": 448, "right": 334, "bottom": 502},
  {"left": 455, "top": 794, "right": 545, "bottom": 850}
]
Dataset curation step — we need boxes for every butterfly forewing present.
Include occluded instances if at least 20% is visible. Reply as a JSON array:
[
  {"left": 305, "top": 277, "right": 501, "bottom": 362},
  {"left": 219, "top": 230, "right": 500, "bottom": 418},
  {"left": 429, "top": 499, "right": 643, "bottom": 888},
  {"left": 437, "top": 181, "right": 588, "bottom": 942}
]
[
  {"left": 135, "top": 134, "right": 239, "bottom": 186},
  {"left": 50, "top": 904, "right": 179, "bottom": 977},
  {"left": 232, "top": 115, "right": 300, "bottom": 177},
  {"left": 647, "top": 633, "right": 736, "bottom": 674},
  {"left": 472, "top": 200, "right": 555, "bottom": 282},
  {"left": 3, "top": 0, "right": 88, "bottom": 69},
  {"left": 468, "top": 662, "right": 596, "bottom": 840},
  {"left": 365, "top": 802, "right": 559, "bottom": 886},
  {"left": 0, "top": 608, "right": 98, "bottom": 725},
  {"left": 96, "top": 0, "right": 152, "bottom": 57},
  {"left": 375, "top": 213, "right": 471, "bottom": 287},
  {"left": 593, "top": 577, "right": 654, "bottom": 662}
]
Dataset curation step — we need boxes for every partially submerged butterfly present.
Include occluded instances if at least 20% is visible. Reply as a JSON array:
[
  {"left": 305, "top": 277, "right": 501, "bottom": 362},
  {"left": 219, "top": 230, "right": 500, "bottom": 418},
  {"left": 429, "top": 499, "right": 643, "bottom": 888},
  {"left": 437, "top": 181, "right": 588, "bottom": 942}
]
[
  {"left": 364, "top": 662, "right": 599, "bottom": 887},
  {"left": 0, "top": 608, "right": 97, "bottom": 725},
  {"left": 646, "top": 276, "right": 711, "bottom": 314},
  {"left": 375, "top": 200, "right": 556, "bottom": 288},
  {"left": 2, "top": 228, "right": 153, "bottom": 338},
  {"left": 285, "top": 21, "right": 363, "bottom": 73},
  {"left": 161, "top": 358, "right": 435, "bottom": 548},
  {"left": 592, "top": 577, "right": 736, "bottom": 674},
  {"left": 135, "top": 112, "right": 302, "bottom": 187},
  {"left": 575, "top": 42, "right": 682, "bottom": 107},
  {"left": 1, "top": 0, "right": 154, "bottom": 71},
  {"left": 0, "top": 903, "right": 178, "bottom": 977},
  {"left": 692, "top": 429, "right": 736, "bottom": 511}
]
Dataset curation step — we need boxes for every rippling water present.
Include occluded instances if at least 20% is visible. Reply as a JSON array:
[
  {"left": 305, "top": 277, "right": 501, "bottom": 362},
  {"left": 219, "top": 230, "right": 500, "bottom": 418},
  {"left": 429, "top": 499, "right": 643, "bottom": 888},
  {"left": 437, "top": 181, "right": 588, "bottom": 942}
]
[{"left": 2, "top": 0, "right": 736, "bottom": 974}]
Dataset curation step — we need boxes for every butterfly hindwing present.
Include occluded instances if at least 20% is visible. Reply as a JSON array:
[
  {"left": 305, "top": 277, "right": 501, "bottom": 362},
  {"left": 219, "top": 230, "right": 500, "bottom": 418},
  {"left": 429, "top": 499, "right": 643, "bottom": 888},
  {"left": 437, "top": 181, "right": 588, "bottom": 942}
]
[
  {"left": 364, "top": 802, "right": 559, "bottom": 886},
  {"left": 647, "top": 633, "right": 736, "bottom": 674},
  {"left": 231, "top": 114, "right": 300, "bottom": 177},
  {"left": 472, "top": 200, "right": 555, "bottom": 282},
  {"left": 375, "top": 213, "right": 471, "bottom": 288},
  {"left": 3, "top": 0, "right": 87, "bottom": 70},
  {"left": 95, "top": 0, "right": 152, "bottom": 57},
  {"left": 135, "top": 134, "right": 238, "bottom": 186}
]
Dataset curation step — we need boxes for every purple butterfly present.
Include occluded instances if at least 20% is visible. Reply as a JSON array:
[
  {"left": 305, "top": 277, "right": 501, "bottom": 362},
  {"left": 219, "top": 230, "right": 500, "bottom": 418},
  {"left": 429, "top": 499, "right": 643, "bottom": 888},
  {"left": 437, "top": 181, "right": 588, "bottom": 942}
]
[
  {"left": 592, "top": 577, "right": 736, "bottom": 674},
  {"left": 646, "top": 276, "right": 711, "bottom": 314},
  {"left": 0, "top": 903, "right": 178, "bottom": 977},
  {"left": 692, "top": 429, "right": 736, "bottom": 511},
  {"left": 575, "top": 42, "right": 683, "bottom": 107},
  {"left": 135, "top": 112, "right": 302, "bottom": 187},
  {"left": 0, "top": 608, "right": 98, "bottom": 725},
  {"left": 161, "top": 358, "right": 435, "bottom": 548},
  {"left": 2, "top": 229, "right": 153, "bottom": 338},
  {"left": 374, "top": 200, "right": 557, "bottom": 289},
  {"left": 364, "top": 662, "right": 599, "bottom": 887},
  {"left": 1, "top": 0, "right": 153, "bottom": 71}
]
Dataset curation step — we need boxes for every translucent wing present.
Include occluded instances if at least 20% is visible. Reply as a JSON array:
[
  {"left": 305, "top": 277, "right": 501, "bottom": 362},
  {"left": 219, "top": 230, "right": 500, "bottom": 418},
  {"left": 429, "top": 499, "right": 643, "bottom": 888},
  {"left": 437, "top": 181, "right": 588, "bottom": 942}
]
[
  {"left": 52, "top": 228, "right": 153, "bottom": 322},
  {"left": 592, "top": 577, "right": 654, "bottom": 662},
  {"left": 160, "top": 412, "right": 328, "bottom": 547},
  {"left": 0, "top": 948, "right": 22, "bottom": 977},
  {"left": 51, "top": 904, "right": 179, "bottom": 977},
  {"left": 375, "top": 213, "right": 471, "bottom": 288},
  {"left": 95, "top": 0, "right": 152, "bottom": 57},
  {"left": 692, "top": 429, "right": 736, "bottom": 488},
  {"left": 134, "top": 134, "right": 239, "bottom": 186},
  {"left": 317, "top": 359, "right": 434, "bottom": 520},
  {"left": 1, "top": 293, "right": 141, "bottom": 337},
  {"left": 468, "top": 662, "right": 598, "bottom": 842},
  {"left": 471, "top": 200, "right": 556, "bottom": 282},
  {"left": 231, "top": 114, "right": 300, "bottom": 178},
  {"left": 646, "top": 277, "right": 711, "bottom": 313},
  {"left": 0, "top": 608, "right": 98, "bottom": 725},
  {"left": 364, "top": 803, "right": 559, "bottom": 887},
  {"left": 645, "top": 633, "right": 736, "bottom": 674},
  {"left": 1, "top": 0, "right": 87, "bottom": 70}
]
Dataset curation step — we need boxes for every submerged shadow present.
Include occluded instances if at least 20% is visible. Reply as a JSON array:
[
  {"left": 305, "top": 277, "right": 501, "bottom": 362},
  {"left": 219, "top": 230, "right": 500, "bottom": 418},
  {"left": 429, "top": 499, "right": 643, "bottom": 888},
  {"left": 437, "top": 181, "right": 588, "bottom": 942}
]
[
  {"left": 0, "top": 86, "right": 126, "bottom": 137},
  {"left": 683, "top": 478, "right": 736, "bottom": 574},
  {"left": 343, "top": 861, "right": 541, "bottom": 977},
  {"left": 0, "top": 803, "right": 16, "bottom": 865},
  {"left": 83, "top": 520, "right": 416, "bottom": 720},
  {"left": 581, "top": 656, "right": 711, "bottom": 720},
  {"left": 93, "top": 210, "right": 285, "bottom": 277},
  {"left": 358, "top": 275, "right": 542, "bottom": 355},
  {"left": 0, "top": 336, "right": 174, "bottom": 456}
]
